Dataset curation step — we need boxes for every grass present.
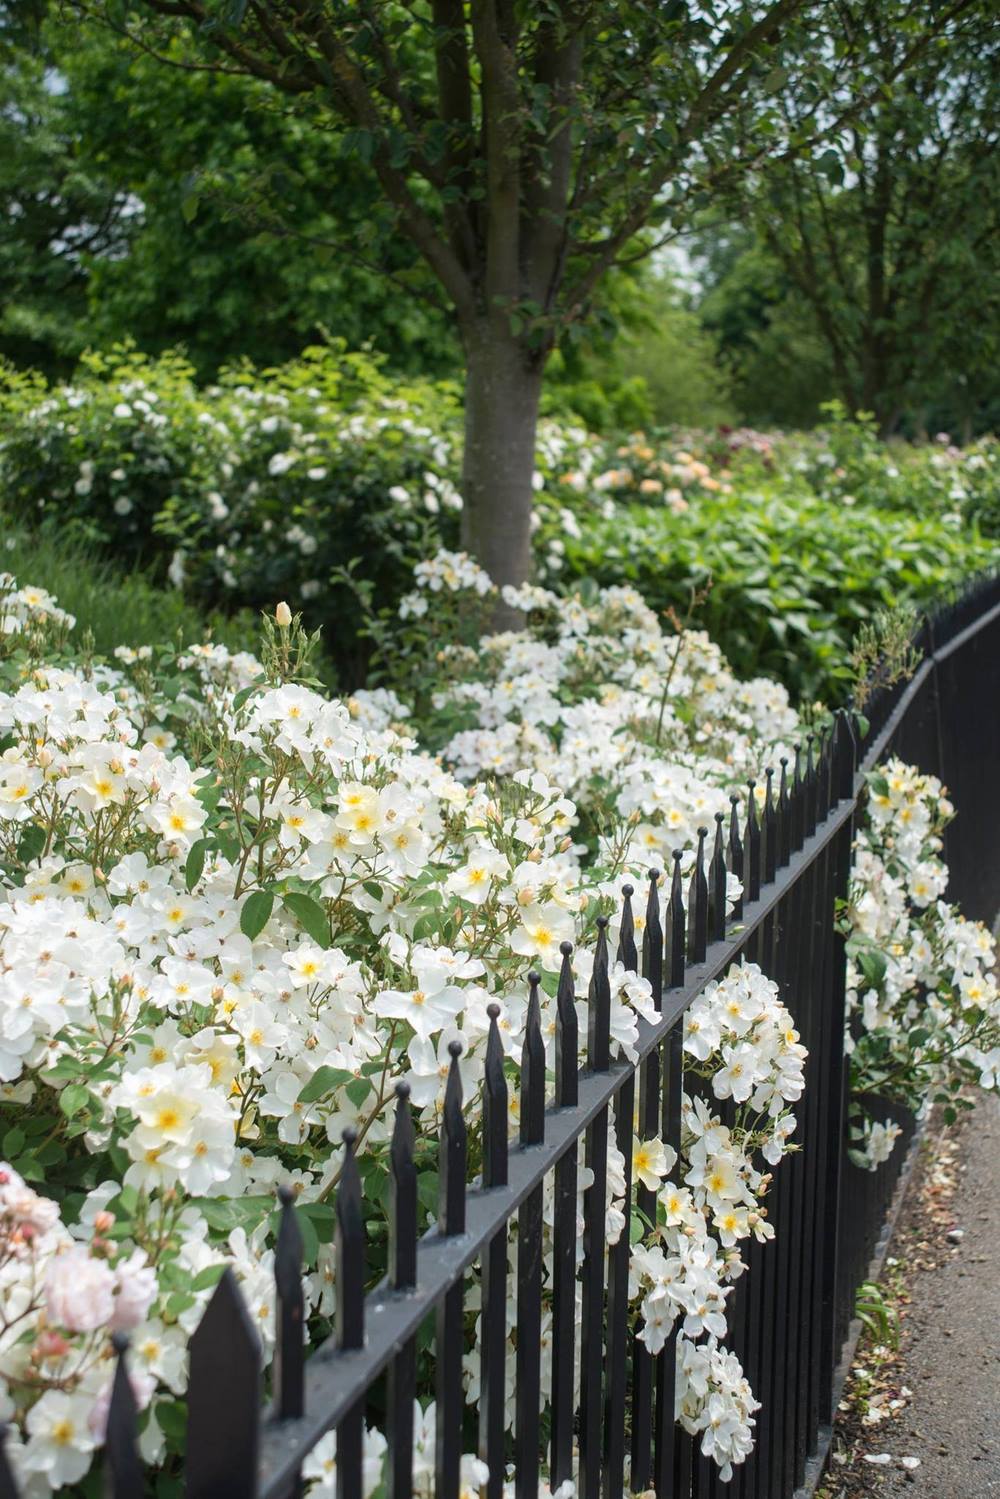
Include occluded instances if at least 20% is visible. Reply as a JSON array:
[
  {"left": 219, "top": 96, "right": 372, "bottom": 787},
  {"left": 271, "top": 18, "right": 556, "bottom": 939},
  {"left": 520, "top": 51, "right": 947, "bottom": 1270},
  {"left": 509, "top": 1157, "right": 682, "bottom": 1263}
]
[{"left": 3, "top": 521, "right": 260, "bottom": 658}]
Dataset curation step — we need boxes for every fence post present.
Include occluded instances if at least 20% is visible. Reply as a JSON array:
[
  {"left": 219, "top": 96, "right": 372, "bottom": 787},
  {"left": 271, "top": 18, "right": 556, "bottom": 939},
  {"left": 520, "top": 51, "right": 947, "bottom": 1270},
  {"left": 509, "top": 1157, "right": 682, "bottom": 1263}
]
[
  {"left": 104, "top": 1334, "right": 143, "bottom": 1498},
  {"left": 819, "top": 709, "right": 857, "bottom": 1419},
  {"left": 0, "top": 1425, "right": 17, "bottom": 1499},
  {"left": 435, "top": 1043, "right": 467, "bottom": 1498},
  {"left": 515, "top": 974, "right": 546, "bottom": 1498},
  {"left": 387, "top": 1084, "right": 418, "bottom": 1499},
  {"left": 579, "top": 917, "right": 611, "bottom": 1499},
  {"left": 551, "top": 944, "right": 579, "bottom": 1489},
  {"left": 335, "top": 1129, "right": 366, "bottom": 1499}
]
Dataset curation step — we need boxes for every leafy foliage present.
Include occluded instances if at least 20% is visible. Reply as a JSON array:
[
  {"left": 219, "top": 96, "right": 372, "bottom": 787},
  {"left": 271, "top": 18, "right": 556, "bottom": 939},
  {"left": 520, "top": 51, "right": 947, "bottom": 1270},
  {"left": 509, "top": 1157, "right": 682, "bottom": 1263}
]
[
  {"left": 3, "top": 348, "right": 998, "bottom": 701},
  {"left": 698, "top": 3, "right": 1000, "bottom": 437},
  {"left": 548, "top": 466, "right": 999, "bottom": 702}
]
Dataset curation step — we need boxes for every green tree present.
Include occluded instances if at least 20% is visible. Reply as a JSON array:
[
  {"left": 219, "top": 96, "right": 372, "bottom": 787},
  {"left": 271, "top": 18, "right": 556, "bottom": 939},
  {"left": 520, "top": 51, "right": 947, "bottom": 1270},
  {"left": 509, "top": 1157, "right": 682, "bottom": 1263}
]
[
  {"left": 695, "top": 229, "right": 836, "bottom": 427},
  {"left": 596, "top": 269, "right": 736, "bottom": 429},
  {"left": 69, "top": 0, "right": 972, "bottom": 597},
  {"left": 62, "top": 26, "right": 458, "bottom": 375},
  {"left": 0, "top": 4, "right": 129, "bottom": 371},
  {"left": 0, "top": 4, "right": 460, "bottom": 374},
  {"left": 738, "top": 3, "right": 1000, "bottom": 434}
]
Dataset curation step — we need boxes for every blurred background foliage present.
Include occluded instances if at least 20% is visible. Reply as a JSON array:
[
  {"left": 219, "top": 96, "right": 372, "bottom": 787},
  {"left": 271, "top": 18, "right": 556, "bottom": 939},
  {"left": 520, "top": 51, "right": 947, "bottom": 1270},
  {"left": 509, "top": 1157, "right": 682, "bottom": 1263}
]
[{"left": 3, "top": 0, "right": 997, "bottom": 436}]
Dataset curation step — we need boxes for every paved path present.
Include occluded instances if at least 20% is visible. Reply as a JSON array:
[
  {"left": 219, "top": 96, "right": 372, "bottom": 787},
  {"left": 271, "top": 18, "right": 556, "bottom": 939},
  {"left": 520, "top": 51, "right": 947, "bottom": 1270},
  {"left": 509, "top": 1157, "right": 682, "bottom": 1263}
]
[{"left": 873, "top": 1091, "right": 1000, "bottom": 1497}]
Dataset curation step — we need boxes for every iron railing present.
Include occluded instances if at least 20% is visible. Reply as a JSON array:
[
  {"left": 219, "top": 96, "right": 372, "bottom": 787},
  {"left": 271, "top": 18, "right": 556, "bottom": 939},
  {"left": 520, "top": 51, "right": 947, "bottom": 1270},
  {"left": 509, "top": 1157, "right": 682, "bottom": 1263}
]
[{"left": 2, "top": 572, "right": 999, "bottom": 1499}]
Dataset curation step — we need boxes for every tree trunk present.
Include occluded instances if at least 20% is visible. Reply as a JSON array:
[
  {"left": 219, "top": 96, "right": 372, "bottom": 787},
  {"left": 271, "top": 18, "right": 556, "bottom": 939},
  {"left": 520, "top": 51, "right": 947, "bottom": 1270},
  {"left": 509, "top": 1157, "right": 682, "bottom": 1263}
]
[{"left": 460, "top": 326, "right": 544, "bottom": 626}]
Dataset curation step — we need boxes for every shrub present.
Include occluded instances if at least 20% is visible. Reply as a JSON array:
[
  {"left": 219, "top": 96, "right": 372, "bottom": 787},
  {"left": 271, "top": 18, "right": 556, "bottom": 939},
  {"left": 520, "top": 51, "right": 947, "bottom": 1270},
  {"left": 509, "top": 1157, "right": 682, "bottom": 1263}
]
[
  {"left": 546, "top": 487, "right": 998, "bottom": 702},
  {"left": 3, "top": 349, "right": 998, "bottom": 702},
  {"left": 0, "top": 344, "right": 464, "bottom": 684}
]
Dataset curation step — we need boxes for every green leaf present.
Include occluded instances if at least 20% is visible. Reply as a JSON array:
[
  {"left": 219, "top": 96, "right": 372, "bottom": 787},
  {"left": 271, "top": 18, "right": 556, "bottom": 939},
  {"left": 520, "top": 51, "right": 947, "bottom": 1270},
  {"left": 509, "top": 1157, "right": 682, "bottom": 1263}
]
[
  {"left": 59, "top": 1083, "right": 90, "bottom": 1118},
  {"left": 231, "top": 684, "right": 257, "bottom": 713},
  {"left": 297, "top": 1066, "right": 354, "bottom": 1105},
  {"left": 189, "top": 1264, "right": 228, "bottom": 1292},
  {"left": 192, "top": 1195, "right": 274, "bottom": 1232},
  {"left": 156, "top": 1401, "right": 188, "bottom": 1444},
  {"left": 185, "top": 838, "right": 209, "bottom": 892},
  {"left": 16, "top": 822, "right": 45, "bottom": 865},
  {"left": 215, "top": 830, "right": 241, "bottom": 863},
  {"left": 283, "top": 891, "right": 331, "bottom": 948},
  {"left": 240, "top": 889, "right": 274, "bottom": 940},
  {"left": 345, "top": 1077, "right": 371, "bottom": 1109},
  {"left": 3, "top": 1126, "right": 26, "bottom": 1157},
  {"left": 417, "top": 1170, "right": 439, "bottom": 1213},
  {"left": 859, "top": 949, "right": 888, "bottom": 988}
]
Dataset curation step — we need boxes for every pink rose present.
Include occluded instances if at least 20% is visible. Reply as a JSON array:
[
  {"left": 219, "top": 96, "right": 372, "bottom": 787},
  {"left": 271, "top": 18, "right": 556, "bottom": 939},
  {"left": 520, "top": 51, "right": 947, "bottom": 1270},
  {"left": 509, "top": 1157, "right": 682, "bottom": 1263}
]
[
  {"left": 89, "top": 1367, "right": 156, "bottom": 1439},
  {"left": 110, "top": 1251, "right": 158, "bottom": 1331},
  {"left": 45, "top": 1246, "right": 116, "bottom": 1332}
]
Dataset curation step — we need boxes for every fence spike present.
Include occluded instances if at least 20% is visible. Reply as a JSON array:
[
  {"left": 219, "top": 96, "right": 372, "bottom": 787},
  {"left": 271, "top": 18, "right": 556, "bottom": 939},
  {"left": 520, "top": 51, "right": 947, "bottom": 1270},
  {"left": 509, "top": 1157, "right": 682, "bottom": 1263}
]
[
  {"left": 439, "top": 1040, "right": 467, "bottom": 1235},
  {"left": 778, "top": 756, "right": 791, "bottom": 866},
  {"left": 103, "top": 1333, "right": 142, "bottom": 1497},
  {"left": 791, "top": 742, "right": 805, "bottom": 852},
  {"left": 390, "top": 1082, "right": 417, "bottom": 1290},
  {"left": 588, "top": 916, "right": 612, "bottom": 1070},
  {"left": 617, "top": 882, "right": 638, "bottom": 971},
  {"left": 186, "top": 1268, "right": 261, "bottom": 1499},
  {"left": 821, "top": 724, "right": 836, "bottom": 815},
  {"left": 805, "top": 732, "right": 818, "bottom": 836},
  {"left": 835, "top": 707, "right": 857, "bottom": 799},
  {"left": 521, "top": 971, "right": 546, "bottom": 1147},
  {"left": 746, "top": 779, "right": 762, "bottom": 901},
  {"left": 709, "top": 812, "right": 727, "bottom": 942},
  {"left": 812, "top": 728, "right": 827, "bottom": 821},
  {"left": 687, "top": 826, "right": 708, "bottom": 963},
  {"left": 728, "top": 793, "right": 744, "bottom": 920},
  {"left": 763, "top": 766, "right": 777, "bottom": 883},
  {"left": 555, "top": 941, "right": 579, "bottom": 1106},
  {"left": 336, "top": 1128, "right": 365, "bottom": 1353},
  {"left": 666, "top": 850, "right": 685, "bottom": 987},
  {"left": 274, "top": 1185, "right": 305, "bottom": 1423},
  {"left": 483, "top": 1004, "right": 509, "bottom": 1187},
  {"left": 643, "top": 869, "right": 663, "bottom": 1006}
]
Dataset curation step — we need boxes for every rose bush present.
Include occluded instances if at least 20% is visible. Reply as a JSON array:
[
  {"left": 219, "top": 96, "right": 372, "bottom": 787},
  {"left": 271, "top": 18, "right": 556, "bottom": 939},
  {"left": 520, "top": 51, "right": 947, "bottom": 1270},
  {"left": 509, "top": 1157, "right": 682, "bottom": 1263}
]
[
  {"left": 0, "top": 569, "right": 811, "bottom": 1493},
  {"left": 843, "top": 758, "right": 1000, "bottom": 1167},
  {"left": 0, "top": 555, "right": 995, "bottom": 1494}
]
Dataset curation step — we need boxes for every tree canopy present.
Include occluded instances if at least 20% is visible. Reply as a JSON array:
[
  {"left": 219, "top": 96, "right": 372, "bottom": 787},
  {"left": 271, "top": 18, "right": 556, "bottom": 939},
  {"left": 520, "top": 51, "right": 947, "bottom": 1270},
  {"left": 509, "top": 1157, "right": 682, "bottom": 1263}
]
[{"left": 734, "top": 0, "right": 1000, "bottom": 434}]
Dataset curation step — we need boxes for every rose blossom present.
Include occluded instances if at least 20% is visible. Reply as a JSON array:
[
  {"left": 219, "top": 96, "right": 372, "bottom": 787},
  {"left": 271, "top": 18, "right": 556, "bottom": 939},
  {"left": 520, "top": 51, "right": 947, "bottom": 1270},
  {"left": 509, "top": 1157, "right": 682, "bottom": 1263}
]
[
  {"left": 45, "top": 1246, "right": 116, "bottom": 1332},
  {"left": 88, "top": 1367, "right": 157, "bottom": 1439},
  {"left": 110, "top": 1250, "right": 159, "bottom": 1331}
]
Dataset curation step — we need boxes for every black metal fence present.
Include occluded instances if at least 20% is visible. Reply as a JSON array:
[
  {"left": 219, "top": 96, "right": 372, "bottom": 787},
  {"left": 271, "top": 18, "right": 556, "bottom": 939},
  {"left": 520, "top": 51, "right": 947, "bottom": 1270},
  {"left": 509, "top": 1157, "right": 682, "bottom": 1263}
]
[{"left": 3, "top": 573, "right": 999, "bottom": 1499}]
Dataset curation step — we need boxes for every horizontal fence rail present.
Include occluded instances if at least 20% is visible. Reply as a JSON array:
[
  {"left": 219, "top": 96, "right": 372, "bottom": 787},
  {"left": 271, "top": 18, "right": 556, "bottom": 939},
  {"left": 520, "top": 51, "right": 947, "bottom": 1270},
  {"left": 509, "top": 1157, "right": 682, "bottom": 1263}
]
[{"left": 2, "top": 571, "right": 999, "bottom": 1499}]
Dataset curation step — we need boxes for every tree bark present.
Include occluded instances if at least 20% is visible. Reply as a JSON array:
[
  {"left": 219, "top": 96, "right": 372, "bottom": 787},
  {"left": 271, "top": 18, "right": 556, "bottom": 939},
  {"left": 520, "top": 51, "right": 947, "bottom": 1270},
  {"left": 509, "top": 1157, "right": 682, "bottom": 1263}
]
[{"left": 460, "top": 326, "right": 544, "bottom": 626}]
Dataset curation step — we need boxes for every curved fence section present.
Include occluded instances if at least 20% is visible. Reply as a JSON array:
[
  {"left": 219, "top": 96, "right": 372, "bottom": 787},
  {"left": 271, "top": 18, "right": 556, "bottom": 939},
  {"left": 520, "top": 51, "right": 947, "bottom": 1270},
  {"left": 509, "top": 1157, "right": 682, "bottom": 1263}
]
[{"left": 1, "top": 575, "right": 999, "bottom": 1499}]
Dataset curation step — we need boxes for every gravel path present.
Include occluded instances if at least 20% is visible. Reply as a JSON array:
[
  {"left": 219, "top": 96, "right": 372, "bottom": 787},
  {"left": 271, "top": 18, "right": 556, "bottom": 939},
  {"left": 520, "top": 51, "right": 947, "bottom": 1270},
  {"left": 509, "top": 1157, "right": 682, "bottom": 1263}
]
[{"left": 855, "top": 1091, "right": 1000, "bottom": 1497}]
